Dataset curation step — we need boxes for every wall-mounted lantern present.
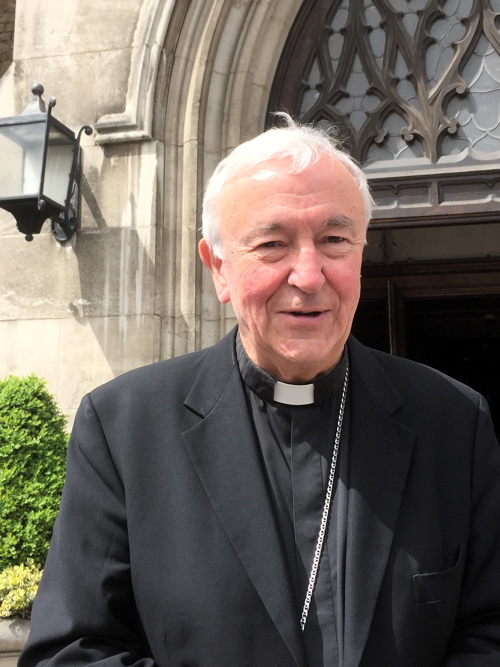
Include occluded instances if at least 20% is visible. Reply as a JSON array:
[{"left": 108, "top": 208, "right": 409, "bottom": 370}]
[{"left": 0, "top": 83, "right": 92, "bottom": 243}]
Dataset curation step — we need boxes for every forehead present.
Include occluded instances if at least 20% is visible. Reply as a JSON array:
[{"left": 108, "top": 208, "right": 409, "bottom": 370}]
[{"left": 216, "top": 155, "right": 365, "bottom": 232}]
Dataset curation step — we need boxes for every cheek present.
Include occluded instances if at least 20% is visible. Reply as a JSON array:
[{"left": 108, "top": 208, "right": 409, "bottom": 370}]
[
  {"left": 327, "top": 261, "right": 362, "bottom": 301},
  {"left": 233, "top": 263, "right": 284, "bottom": 306},
  {"left": 329, "top": 265, "right": 361, "bottom": 319}
]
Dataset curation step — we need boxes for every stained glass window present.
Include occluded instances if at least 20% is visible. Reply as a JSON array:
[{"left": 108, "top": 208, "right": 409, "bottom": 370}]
[{"left": 271, "top": 0, "right": 500, "bottom": 172}]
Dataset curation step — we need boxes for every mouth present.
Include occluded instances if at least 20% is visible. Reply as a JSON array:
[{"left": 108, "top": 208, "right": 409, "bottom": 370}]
[{"left": 286, "top": 310, "right": 325, "bottom": 318}]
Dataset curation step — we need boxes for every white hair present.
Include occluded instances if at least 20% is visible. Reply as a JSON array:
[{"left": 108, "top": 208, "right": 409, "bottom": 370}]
[{"left": 202, "top": 113, "right": 373, "bottom": 257}]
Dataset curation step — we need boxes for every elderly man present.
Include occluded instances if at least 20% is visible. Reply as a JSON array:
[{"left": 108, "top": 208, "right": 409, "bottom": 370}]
[{"left": 20, "top": 117, "right": 500, "bottom": 667}]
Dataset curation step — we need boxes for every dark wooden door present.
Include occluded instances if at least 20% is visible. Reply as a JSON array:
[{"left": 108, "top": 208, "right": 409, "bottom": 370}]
[{"left": 352, "top": 261, "right": 500, "bottom": 433}]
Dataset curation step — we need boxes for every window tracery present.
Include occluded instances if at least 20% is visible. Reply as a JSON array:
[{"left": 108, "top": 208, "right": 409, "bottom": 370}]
[
  {"left": 288, "top": 0, "right": 500, "bottom": 167},
  {"left": 269, "top": 0, "right": 500, "bottom": 225}
]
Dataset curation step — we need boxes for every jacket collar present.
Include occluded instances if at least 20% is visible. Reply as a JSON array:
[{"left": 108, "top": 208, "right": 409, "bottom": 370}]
[
  {"left": 183, "top": 330, "right": 415, "bottom": 667},
  {"left": 343, "top": 337, "right": 415, "bottom": 667},
  {"left": 183, "top": 328, "right": 239, "bottom": 418},
  {"left": 182, "top": 328, "right": 307, "bottom": 666}
]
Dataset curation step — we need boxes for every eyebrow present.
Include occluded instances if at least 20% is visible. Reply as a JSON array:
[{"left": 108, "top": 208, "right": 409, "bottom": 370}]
[
  {"left": 323, "top": 216, "right": 357, "bottom": 231},
  {"left": 241, "top": 222, "right": 285, "bottom": 245}
]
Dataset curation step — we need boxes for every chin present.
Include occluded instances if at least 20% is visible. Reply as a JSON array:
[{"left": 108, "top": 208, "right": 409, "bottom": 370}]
[
  {"left": 276, "top": 349, "right": 332, "bottom": 378},
  {"left": 284, "top": 336, "right": 344, "bottom": 367}
]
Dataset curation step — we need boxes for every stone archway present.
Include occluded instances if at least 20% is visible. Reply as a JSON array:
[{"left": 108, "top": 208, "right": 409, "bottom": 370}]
[
  {"left": 89, "top": 0, "right": 305, "bottom": 360},
  {"left": 153, "top": 0, "right": 303, "bottom": 358}
]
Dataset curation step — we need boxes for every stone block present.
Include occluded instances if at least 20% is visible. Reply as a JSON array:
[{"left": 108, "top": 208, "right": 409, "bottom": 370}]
[
  {"left": 97, "top": 48, "right": 131, "bottom": 117},
  {"left": 81, "top": 142, "right": 161, "bottom": 231},
  {"left": 0, "top": 224, "right": 156, "bottom": 320},
  {"left": 0, "top": 314, "right": 159, "bottom": 425},
  {"left": 13, "top": 54, "right": 99, "bottom": 129},
  {"left": 0, "top": 652, "right": 20, "bottom": 666},
  {"left": 0, "top": 617, "right": 30, "bottom": 652},
  {"left": 56, "top": 313, "right": 159, "bottom": 417},
  {"left": 14, "top": 0, "right": 141, "bottom": 59},
  {"left": 0, "top": 318, "right": 61, "bottom": 390}
]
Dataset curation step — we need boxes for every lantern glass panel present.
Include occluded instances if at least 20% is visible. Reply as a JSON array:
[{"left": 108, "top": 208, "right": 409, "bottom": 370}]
[
  {"left": 43, "top": 125, "right": 75, "bottom": 207},
  {"left": 0, "top": 121, "right": 45, "bottom": 198}
]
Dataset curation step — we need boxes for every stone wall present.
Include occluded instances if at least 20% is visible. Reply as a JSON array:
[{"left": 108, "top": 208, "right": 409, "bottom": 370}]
[
  {"left": 0, "top": 0, "right": 14, "bottom": 78},
  {"left": 0, "top": 617, "right": 29, "bottom": 666},
  {"left": 0, "top": 0, "right": 164, "bottom": 425},
  {"left": 0, "top": 0, "right": 302, "bottom": 425}
]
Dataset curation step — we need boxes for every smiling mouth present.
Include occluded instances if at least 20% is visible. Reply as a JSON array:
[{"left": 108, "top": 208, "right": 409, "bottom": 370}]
[{"left": 288, "top": 310, "right": 323, "bottom": 317}]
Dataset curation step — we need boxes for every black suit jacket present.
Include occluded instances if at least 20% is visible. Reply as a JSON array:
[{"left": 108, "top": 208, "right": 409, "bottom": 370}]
[{"left": 20, "top": 330, "right": 500, "bottom": 666}]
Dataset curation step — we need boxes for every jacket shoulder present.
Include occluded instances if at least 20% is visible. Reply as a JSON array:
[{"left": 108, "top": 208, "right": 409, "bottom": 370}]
[
  {"left": 89, "top": 329, "right": 236, "bottom": 406},
  {"left": 349, "top": 336, "right": 481, "bottom": 406}
]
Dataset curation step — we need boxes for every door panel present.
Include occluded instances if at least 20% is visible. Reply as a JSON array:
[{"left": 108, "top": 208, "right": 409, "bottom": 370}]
[{"left": 352, "top": 264, "right": 500, "bottom": 433}]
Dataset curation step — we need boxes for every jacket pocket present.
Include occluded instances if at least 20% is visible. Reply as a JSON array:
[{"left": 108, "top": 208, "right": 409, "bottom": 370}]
[{"left": 413, "top": 544, "right": 466, "bottom": 605}]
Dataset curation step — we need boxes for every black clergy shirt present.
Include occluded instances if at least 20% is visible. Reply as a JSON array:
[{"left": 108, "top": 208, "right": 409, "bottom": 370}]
[{"left": 236, "top": 335, "right": 350, "bottom": 667}]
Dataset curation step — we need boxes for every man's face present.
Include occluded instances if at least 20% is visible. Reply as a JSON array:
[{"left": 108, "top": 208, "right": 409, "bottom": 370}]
[{"left": 199, "top": 155, "right": 367, "bottom": 383}]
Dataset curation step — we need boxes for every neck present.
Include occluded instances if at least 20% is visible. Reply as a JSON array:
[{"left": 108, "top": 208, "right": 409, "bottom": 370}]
[
  {"left": 236, "top": 332, "right": 348, "bottom": 406},
  {"left": 245, "top": 349, "right": 342, "bottom": 384}
]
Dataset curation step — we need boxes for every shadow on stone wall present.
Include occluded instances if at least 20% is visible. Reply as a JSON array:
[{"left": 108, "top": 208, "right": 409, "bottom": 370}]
[{"left": 67, "top": 172, "right": 158, "bottom": 384}]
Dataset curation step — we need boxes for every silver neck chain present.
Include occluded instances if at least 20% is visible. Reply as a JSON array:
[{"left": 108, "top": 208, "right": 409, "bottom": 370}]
[{"left": 300, "top": 357, "right": 349, "bottom": 632}]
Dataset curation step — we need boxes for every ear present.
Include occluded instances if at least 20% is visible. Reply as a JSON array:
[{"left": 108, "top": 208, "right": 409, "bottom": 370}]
[{"left": 198, "top": 239, "right": 231, "bottom": 304}]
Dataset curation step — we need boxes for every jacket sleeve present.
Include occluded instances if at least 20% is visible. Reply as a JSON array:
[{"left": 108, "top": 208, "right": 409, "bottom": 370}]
[
  {"left": 18, "top": 393, "right": 159, "bottom": 667},
  {"left": 443, "top": 395, "right": 500, "bottom": 665}
]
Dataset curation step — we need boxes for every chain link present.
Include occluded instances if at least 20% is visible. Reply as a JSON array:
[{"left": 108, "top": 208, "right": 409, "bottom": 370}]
[{"left": 300, "top": 358, "right": 349, "bottom": 632}]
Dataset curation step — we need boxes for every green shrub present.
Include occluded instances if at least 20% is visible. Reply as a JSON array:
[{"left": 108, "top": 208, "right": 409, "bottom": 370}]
[
  {"left": 0, "top": 374, "right": 68, "bottom": 570},
  {"left": 0, "top": 560, "right": 42, "bottom": 619}
]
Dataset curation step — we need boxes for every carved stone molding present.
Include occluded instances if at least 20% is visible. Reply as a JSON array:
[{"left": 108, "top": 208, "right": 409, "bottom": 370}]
[
  {"left": 94, "top": 0, "right": 177, "bottom": 144},
  {"left": 154, "top": 0, "right": 303, "bottom": 356}
]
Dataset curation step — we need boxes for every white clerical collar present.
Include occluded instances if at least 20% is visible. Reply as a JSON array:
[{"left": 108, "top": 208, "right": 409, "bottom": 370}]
[
  {"left": 273, "top": 381, "right": 314, "bottom": 405},
  {"left": 235, "top": 331, "right": 346, "bottom": 406}
]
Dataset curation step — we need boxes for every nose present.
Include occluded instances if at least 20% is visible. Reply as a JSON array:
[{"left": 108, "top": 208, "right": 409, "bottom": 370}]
[{"left": 288, "top": 246, "right": 326, "bottom": 293}]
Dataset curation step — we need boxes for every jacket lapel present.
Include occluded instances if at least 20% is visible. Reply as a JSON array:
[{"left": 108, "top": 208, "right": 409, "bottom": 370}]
[
  {"left": 343, "top": 339, "right": 416, "bottom": 667},
  {"left": 181, "top": 331, "right": 306, "bottom": 667},
  {"left": 180, "top": 332, "right": 415, "bottom": 667}
]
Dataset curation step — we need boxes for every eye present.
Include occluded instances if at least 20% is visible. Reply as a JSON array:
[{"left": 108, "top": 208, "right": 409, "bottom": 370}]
[
  {"left": 259, "top": 240, "right": 283, "bottom": 248},
  {"left": 254, "top": 239, "right": 287, "bottom": 261},
  {"left": 325, "top": 235, "right": 345, "bottom": 244}
]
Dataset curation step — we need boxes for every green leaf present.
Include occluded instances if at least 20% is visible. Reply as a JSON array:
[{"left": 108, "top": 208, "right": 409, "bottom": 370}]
[{"left": 0, "top": 374, "right": 68, "bottom": 569}]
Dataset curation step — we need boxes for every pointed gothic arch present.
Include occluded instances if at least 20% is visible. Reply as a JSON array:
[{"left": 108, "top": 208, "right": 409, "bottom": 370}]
[
  {"left": 91, "top": 0, "right": 305, "bottom": 357},
  {"left": 149, "top": 0, "right": 303, "bottom": 357}
]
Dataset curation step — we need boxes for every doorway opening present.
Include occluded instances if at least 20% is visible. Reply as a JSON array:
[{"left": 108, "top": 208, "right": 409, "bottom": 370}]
[{"left": 352, "top": 257, "right": 500, "bottom": 434}]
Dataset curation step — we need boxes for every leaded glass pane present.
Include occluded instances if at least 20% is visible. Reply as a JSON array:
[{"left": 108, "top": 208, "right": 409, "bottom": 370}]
[
  {"left": 388, "top": 0, "right": 428, "bottom": 13},
  {"left": 367, "top": 111, "right": 425, "bottom": 162},
  {"left": 364, "top": 1, "right": 385, "bottom": 66},
  {"left": 454, "top": 0, "right": 474, "bottom": 19},
  {"left": 293, "top": 0, "right": 500, "bottom": 171},
  {"left": 300, "top": 58, "right": 322, "bottom": 116},
  {"left": 446, "top": 34, "right": 500, "bottom": 154},
  {"left": 328, "top": 0, "right": 348, "bottom": 73},
  {"left": 427, "top": 12, "right": 466, "bottom": 86},
  {"left": 402, "top": 12, "right": 420, "bottom": 38}
]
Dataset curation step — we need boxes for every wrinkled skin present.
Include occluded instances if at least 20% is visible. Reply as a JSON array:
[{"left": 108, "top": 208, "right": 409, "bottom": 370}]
[{"left": 199, "top": 155, "right": 367, "bottom": 383}]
